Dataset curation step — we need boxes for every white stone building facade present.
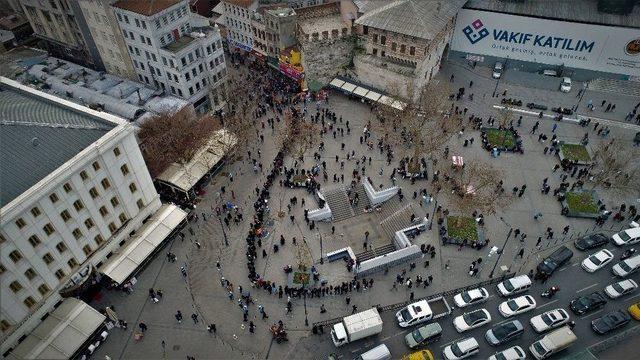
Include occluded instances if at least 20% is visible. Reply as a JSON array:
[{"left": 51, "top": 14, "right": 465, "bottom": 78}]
[{"left": 221, "top": 0, "right": 258, "bottom": 51}]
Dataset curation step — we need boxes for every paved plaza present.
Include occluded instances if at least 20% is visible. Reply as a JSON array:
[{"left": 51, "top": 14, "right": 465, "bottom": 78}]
[{"left": 93, "top": 60, "right": 640, "bottom": 360}]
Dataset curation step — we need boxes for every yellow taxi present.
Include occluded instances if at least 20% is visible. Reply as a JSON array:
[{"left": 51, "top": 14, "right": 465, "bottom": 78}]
[
  {"left": 401, "top": 349, "right": 434, "bottom": 360},
  {"left": 628, "top": 302, "right": 640, "bottom": 320}
]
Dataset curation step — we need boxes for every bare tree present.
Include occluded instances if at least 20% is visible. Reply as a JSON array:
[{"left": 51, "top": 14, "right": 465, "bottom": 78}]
[
  {"left": 588, "top": 139, "right": 640, "bottom": 194},
  {"left": 218, "top": 74, "right": 260, "bottom": 158},
  {"left": 277, "top": 108, "right": 320, "bottom": 161}
]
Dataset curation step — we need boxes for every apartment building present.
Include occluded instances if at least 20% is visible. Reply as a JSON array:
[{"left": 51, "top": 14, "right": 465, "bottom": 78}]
[
  {"left": 0, "top": 77, "right": 187, "bottom": 356},
  {"left": 252, "top": 6, "right": 296, "bottom": 60},
  {"left": 18, "top": 0, "right": 103, "bottom": 69},
  {"left": 113, "top": 0, "right": 228, "bottom": 112},
  {"left": 221, "top": 0, "right": 258, "bottom": 51},
  {"left": 77, "top": 0, "right": 137, "bottom": 80}
]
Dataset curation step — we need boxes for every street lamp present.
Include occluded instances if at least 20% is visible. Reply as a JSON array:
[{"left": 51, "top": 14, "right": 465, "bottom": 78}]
[
  {"left": 303, "top": 288, "right": 309, "bottom": 326},
  {"left": 218, "top": 217, "right": 229, "bottom": 246},
  {"left": 489, "top": 226, "right": 513, "bottom": 278}
]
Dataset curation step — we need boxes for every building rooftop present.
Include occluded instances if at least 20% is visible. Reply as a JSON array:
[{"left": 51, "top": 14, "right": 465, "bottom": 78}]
[
  {"left": 225, "top": 0, "right": 257, "bottom": 8},
  {"left": 296, "top": 2, "right": 345, "bottom": 35},
  {"left": 356, "top": 0, "right": 466, "bottom": 40},
  {"left": 464, "top": 0, "right": 640, "bottom": 28},
  {"left": 164, "top": 35, "right": 196, "bottom": 53},
  {"left": 113, "top": 0, "right": 182, "bottom": 16},
  {"left": 0, "top": 14, "right": 30, "bottom": 31},
  {"left": 0, "top": 80, "right": 116, "bottom": 207}
]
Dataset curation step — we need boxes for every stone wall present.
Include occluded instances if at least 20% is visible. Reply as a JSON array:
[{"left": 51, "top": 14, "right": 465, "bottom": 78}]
[
  {"left": 353, "top": 54, "right": 414, "bottom": 97},
  {"left": 300, "top": 36, "right": 354, "bottom": 84}
]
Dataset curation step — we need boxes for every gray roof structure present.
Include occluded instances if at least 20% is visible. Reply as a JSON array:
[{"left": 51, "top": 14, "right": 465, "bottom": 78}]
[
  {"left": 0, "top": 84, "right": 115, "bottom": 207},
  {"left": 355, "top": 0, "right": 466, "bottom": 40},
  {"left": 464, "top": 0, "right": 640, "bottom": 29}
]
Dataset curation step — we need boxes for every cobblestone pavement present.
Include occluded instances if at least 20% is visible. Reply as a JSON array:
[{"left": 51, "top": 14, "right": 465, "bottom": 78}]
[{"left": 94, "top": 61, "right": 639, "bottom": 360}]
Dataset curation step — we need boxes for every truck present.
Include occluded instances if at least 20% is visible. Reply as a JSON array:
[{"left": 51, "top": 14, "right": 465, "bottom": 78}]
[
  {"left": 529, "top": 326, "right": 577, "bottom": 359},
  {"left": 396, "top": 297, "right": 452, "bottom": 328},
  {"left": 331, "top": 308, "right": 383, "bottom": 347}
]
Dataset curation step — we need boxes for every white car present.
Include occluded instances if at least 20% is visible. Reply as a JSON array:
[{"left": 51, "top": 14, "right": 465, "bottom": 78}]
[
  {"left": 488, "top": 345, "right": 526, "bottom": 360},
  {"left": 612, "top": 227, "right": 640, "bottom": 246},
  {"left": 530, "top": 308, "right": 570, "bottom": 333},
  {"left": 454, "top": 287, "right": 490, "bottom": 308},
  {"left": 604, "top": 279, "right": 638, "bottom": 299},
  {"left": 499, "top": 295, "right": 536, "bottom": 318},
  {"left": 581, "top": 249, "right": 614, "bottom": 272},
  {"left": 560, "top": 77, "right": 572, "bottom": 92},
  {"left": 492, "top": 62, "right": 504, "bottom": 79},
  {"left": 443, "top": 337, "right": 480, "bottom": 360},
  {"left": 453, "top": 308, "right": 492, "bottom": 333}
]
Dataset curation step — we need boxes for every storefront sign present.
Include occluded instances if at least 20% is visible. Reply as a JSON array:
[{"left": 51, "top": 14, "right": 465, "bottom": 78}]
[
  {"left": 451, "top": 9, "right": 640, "bottom": 76},
  {"left": 279, "top": 62, "right": 304, "bottom": 80},
  {"left": 226, "top": 38, "right": 252, "bottom": 52}
]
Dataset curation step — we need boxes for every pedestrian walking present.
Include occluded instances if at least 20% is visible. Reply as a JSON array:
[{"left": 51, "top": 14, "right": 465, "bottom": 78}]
[
  {"left": 191, "top": 313, "right": 199, "bottom": 324},
  {"left": 175, "top": 311, "right": 183, "bottom": 323},
  {"left": 352, "top": 305, "right": 358, "bottom": 314},
  {"left": 139, "top": 322, "right": 148, "bottom": 332},
  {"left": 517, "top": 248, "right": 525, "bottom": 259}
]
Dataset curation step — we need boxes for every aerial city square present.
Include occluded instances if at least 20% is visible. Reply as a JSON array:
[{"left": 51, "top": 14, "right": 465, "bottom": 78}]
[{"left": 1, "top": 0, "right": 640, "bottom": 359}]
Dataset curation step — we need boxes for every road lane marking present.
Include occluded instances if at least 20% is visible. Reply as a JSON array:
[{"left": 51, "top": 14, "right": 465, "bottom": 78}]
[
  {"left": 537, "top": 299, "right": 559, "bottom": 310},
  {"left": 572, "top": 262, "right": 580, "bottom": 266},
  {"left": 576, "top": 283, "right": 599, "bottom": 293},
  {"left": 589, "top": 324, "right": 640, "bottom": 348},
  {"left": 580, "top": 308, "right": 605, "bottom": 320},
  {"left": 626, "top": 293, "right": 640, "bottom": 301},
  {"left": 440, "top": 336, "right": 466, "bottom": 348}
]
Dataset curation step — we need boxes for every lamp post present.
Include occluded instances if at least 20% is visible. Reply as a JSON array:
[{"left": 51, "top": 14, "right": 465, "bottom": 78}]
[
  {"left": 303, "top": 287, "right": 309, "bottom": 326},
  {"left": 489, "top": 227, "right": 513, "bottom": 278},
  {"left": 218, "top": 217, "right": 229, "bottom": 246}
]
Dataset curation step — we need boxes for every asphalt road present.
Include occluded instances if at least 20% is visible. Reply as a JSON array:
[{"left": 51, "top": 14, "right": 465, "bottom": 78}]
[{"left": 323, "top": 243, "right": 640, "bottom": 360}]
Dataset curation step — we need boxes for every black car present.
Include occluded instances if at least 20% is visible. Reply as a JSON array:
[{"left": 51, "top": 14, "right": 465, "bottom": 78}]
[
  {"left": 591, "top": 310, "right": 631, "bottom": 334},
  {"left": 485, "top": 320, "right": 524, "bottom": 346},
  {"left": 570, "top": 292, "right": 607, "bottom": 315},
  {"left": 537, "top": 246, "right": 574, "bottom": 275},
  {"left": 575, "top": 233, "right": 609, "bottom": 251}
]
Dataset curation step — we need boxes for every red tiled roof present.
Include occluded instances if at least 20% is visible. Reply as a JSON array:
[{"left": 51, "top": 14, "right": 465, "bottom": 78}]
[{"left": 113, "top": 0, "right": 183, "bottom": 16}]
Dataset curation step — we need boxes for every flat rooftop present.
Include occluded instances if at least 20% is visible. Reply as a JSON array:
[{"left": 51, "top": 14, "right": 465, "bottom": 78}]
[
  {"left": 0, "top": 82, "right": 115, "bottom": 207},
  {"left": 164, "top": 35, "right": 196, "bottom": 53},
  {"left": 113, "top": 0, "right": 181, "bottom": 16}
]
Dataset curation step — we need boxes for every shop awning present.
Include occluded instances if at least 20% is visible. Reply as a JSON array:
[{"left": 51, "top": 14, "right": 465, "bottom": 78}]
[
  {"left": 6, "top": 298, "right": 105, "bottom": 360},
  {"left": 391, "top": 100, "right": 407, "bottom": 111},
  {"left": 378, "top": 95, "right": 394, "bottom": 106},
  {"left": 100, "top": 204, "right": 187, "bottom": 285},
  {"left": 329, "top": 78, "right": 345, "bottom": 88},
  {"left": 353, "top": 87, "right": 369, "bottom": 97},
  {"left": 364, "top": 91, "right": 382, "bottom": 102},
  {"left": 307, "top": 79, "right": 324, "bottom": 93},
  {"left": 340, "top": 82, "right": 357, "bottom": 93}
]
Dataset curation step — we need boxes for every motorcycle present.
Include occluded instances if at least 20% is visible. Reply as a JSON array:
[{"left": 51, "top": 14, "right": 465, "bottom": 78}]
[
  {"left": 621, "top": 248, "right": 637, "bottom": 260},
  {"left": 541, "top": 286, "right": 560, "bottom": 298}
]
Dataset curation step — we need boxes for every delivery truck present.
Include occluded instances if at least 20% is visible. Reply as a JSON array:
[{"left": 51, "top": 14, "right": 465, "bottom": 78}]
[{"left": 331, "top": 308, "right": 383, "bottom": 347}]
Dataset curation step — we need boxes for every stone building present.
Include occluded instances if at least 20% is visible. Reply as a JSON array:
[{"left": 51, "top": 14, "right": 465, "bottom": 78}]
[
  {"left": 296, "top": 2, "right": 354, "bottom": 86},
  {"left": 353, "top": 0, "right": 465, "bottom": 98},
  {"left": 252, "top": 6, "right": 297, "bottom": 61}
]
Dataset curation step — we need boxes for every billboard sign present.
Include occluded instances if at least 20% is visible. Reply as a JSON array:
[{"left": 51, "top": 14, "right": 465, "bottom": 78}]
[{"left": 451, "top": 9, "right": 640, "bottom": 76}]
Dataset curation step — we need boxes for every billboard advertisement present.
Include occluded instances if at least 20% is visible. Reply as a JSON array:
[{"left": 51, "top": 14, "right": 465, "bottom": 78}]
[{"left": 451, "top": 9, "right": 640, "bottom": 76}]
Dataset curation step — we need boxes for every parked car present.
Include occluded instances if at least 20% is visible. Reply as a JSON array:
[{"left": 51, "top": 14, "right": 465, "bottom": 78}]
[
  {"left": 492, "top": 62, "right": 504, "bottom": 79},
  {"left": 499, "top": 295, "right": 536, "bottom": 318},
  {"left": 612, "top": 227, "right": 640, "bottom": 246},
  {"left": 628, "top": 302, "right": 640, "bottom": 320},
  {"left": 485, "top": 320, "right": 524, "bottom": 346},
  {"left": 574, "top": 233, "right": 609, "bottom": 251},
  {"left": 442, "top": 337, "right": 480, "bottom": 360},
  {"left": 487, "top": 346, "right": 526, "bottom": 360},
  {"left": 560, "top": 77, "right": 572, "bottom": 92},
  {"left": 401, "top": 350, "right": 434, "bottom": 360},
  {"left": 454, "top": 287, "right": 489, "bottom": 308},
  {"left": 604, "top": 279, "right": 638, "bottom": 299},
  {"left": 537, "top": 246, "right": 573, "bottom": 275},
  {"left": 570, "top": 292, "right": 607, "bottom": 315},
  {"left": 612, "top": 254, "right": 640, "bottom": 277},
  {"left": 497, "top": 275, "right": 532, "bottom": 297},
  {"left": 591, "top": 310, "right": 631, "bottom": 334},
  {"left": 530, "top": 309, "right": 570, "bottom": 333},
  {"left": 581, "top": 249, "right": 614, "bottom": 273},
  {"left": 453, "top": 309, "right": 492, "bottom": 333},
  {"left": 405, "top": 323, "right": 442, "bottom": 349}
]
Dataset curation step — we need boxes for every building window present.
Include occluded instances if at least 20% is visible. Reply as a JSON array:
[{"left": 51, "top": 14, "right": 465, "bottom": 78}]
[
  {"left": 108, "top": 222, "right": 117, "bottom": 233},
  {"left": 92, "top": 161, "right": 101, "bottom": 171},
  {"left": 89, "top": 187, "right": 99, "bottom": 199},
  {"left": 101, "top": 178, "right": 111, "bottom": 190},
  {"left": 95, "top": 234, "right": 104, "bottom": 246},
  {"left": 99, "top": 206, "right": 109, "bottom": 217},
  {"left": 9, "top": 281, "right": 23, "bottom": 293},
  {"left": 43, "top": 253, "right": 54, "bottom": 265},
  {"left": 136, "top": 199, "right": 144, "bottom": 210},
  {"left": 373, "top": 34, "right": 378, "bottom": 43},
  {"left": 0, "top": 263, "right": 5, "bottom": 274},
  {"left": 381, "top": 36, "right": 386, "bottom": 45},
  {"left": 43, "top": 223, "right": 55, "bottom": 236},
  {"left": 72, "top": 228, "right": 83, "bottom": 240},
  {"left": 373, "top": 48, "right": 378, "bottom": 56},
  {"left": 410, "top": 46, "right": 415, "bottom": 55},
  {"left": 24, "top": 268, "right": 37, "bottom": 280},
  {"left": 31, "top": 207, "right": 41, "bottom": 217},
  {"left": 80, "top": 170, "right": 89, "bottom": 180},
  {"left": 55, "top": 269, "right": 65, "bottom": 280},
  {"left": 63, "top": 183, "right": 72, "bottom": 193},
  {"left": 24, "top": 296, "right": 37, "bottom": 309},
  {"left": 28, "top": 235, "right": 41, "bottom": 248},
  {"left": 113, "top": 147, "right": 121, "bottom": 156},
  {"left": 9, "top": 250, "right": 23, "bottom": 263},
  {"left": 73, "top": 200, "right": 84, "bottom": 211},
  {"left": 129, "top": 183, "right": 138, "bottom": 193},
  {"left": 56, "top": 242, "right": 68, "bottom": 253},
  {"left": 15, "top": 218, "right": 27, "bottom": 229},
  {"left": 391, "top": 42, "right": 397, "bottom": 51},
  {"left": 400, "top": 44, "right": 406, "bottom": 53},
  {"left": 67, "top": 258, "right": 79, "bottom": 269},
  {"left": 110, "top": 197, "right": 120, "bottom": 207},
  {"left": 37, "top": 284, "right": 50, "bottom": 296},
  {"left": 119, "top": 213, "right": 127, "bottom": 223},
  {"left": 49, "top": 193, "right": 59, "bottom": 203},
  {"left": 82, "top": 245, "right": 92, "bottom": 256},
  {"left": 84, "top": 218, "right": 95, "bottom": 229},
  {"left": 60, "top": 210, "right": 72, "bottom": 222}
]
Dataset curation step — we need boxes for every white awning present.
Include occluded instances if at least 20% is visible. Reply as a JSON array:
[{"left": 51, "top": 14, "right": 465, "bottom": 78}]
[
  {"left": 340, "top": 82, "right": 357, "bottom": 93},
  {"left": 329, "top": 78, "right": 345, "bottom": 88},
  {"left": 156, "top": 129, "right": 237, "bottom": 193},
  {"left": 100, "top": 204, "right": 187, "bottom": 284},
  {"left": 391, "top": 100, "right": 407, "bottom": 111},
  {"left": 364, "top": 91, "right": 382, "bottom": 102},
  {"left": 378, "top": 95, "right": 394, "bottom": 106},
  {"left": 7, "top": 298, "right": 106, "bottom": 360},
  {"left": 352, "top": 87, "right": 369, "bottom": 97}
]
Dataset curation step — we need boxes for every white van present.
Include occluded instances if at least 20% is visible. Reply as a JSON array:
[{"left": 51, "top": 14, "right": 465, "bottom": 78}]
[
  {"left": 396, "top": 300, "right": 433, "bottom": 328},
  {"left": 529, "top": 326, "right": 576, "bottom": 359},
  {"left": 356, "top": 344, "right": 391, "bottom": 360},
  {"left": 612, "top": 227, "right": 640, "bottom": 246},
  {"left": 612, "top": 254, "right": 640, "bottom": 277},
  {"left": 497, "top": 275, "right": 532, "bottom": 297}
]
